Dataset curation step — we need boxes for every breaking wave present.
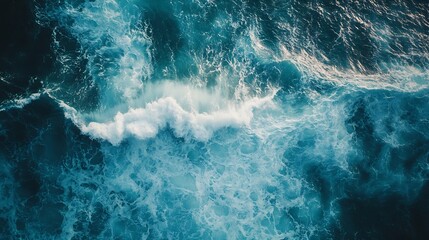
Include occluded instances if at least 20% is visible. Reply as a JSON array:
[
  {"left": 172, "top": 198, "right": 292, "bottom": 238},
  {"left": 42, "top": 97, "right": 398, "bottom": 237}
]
[{"left": 1, "top": 0, "right": 428, "bottom": 239}]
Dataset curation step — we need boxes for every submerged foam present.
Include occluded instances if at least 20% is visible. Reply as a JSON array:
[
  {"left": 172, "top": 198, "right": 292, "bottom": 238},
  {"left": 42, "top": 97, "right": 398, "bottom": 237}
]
[
  {"left": 56, "top": 0, "right": 152, "bottom": 103},
  {"left": 275, "top": 45, "right": 429, "bottom": 92}
]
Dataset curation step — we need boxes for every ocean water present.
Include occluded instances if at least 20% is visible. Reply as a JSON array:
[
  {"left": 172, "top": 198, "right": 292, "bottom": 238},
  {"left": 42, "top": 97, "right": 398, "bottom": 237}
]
[{"left": 1, "top": 0, "right": 429, "bottom": 239}]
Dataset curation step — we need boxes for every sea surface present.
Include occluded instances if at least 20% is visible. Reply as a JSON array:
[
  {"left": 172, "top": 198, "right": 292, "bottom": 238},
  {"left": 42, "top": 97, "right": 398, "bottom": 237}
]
[{"left": 1, "top": 0, "right": 429, "bottom": 239}]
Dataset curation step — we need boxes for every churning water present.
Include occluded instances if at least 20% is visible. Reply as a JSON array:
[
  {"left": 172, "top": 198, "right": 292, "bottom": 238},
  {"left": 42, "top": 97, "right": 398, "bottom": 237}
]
[{"left": 1, "top": 0, "right": 429, "bottom": 239}]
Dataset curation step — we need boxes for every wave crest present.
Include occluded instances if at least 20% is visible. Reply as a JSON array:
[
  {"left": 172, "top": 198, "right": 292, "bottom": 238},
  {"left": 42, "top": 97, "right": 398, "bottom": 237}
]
[{"left": 61, "top": 90, "right": 276, "bottom": 145}]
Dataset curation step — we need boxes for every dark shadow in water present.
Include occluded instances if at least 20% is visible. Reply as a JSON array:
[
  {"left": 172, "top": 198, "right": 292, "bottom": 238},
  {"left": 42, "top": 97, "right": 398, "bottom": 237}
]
[
  {"left": 0, "top": 1, "right": 53, "bottom": 102},
  {"left": 143, "top": 7, "right": 185, "bottom": 79}
]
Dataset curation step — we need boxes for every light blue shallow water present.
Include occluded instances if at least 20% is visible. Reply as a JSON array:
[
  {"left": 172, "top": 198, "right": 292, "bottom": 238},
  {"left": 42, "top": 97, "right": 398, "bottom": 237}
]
[{"left": 1, "top": 0, "right": 429, "bottom": 239}]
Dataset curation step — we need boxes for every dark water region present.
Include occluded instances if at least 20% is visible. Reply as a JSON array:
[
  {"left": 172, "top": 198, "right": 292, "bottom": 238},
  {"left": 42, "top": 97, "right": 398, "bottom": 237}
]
[
  {"left": 0, "top": 96, "right": 103, "bottom": 238},
  {"left": 1, "top": 0, "right": 429, "bottom": 239},
  {"left": 0, "top": 1, "right": 52, "bottom": 102}
]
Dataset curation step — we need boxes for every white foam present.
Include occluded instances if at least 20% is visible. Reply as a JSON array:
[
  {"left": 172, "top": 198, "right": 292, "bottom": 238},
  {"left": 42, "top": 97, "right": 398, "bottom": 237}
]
[
  {"left": 0, "top": 92, "right": 42, "bottom": 112},
  {"left": 79, "top": 91, "right": 275, "bottom": 145}
]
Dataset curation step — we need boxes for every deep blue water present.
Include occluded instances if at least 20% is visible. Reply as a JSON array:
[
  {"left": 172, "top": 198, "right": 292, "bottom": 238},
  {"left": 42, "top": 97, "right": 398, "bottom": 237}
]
[{"left": 1, "top": 0, "right": 429, "bottom": 239}]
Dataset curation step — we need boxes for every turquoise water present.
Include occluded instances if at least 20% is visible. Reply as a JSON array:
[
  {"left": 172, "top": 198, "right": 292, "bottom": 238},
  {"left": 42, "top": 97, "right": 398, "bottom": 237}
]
[{"left": 1, "top": 0, "right": 429, "bottom": 239}]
